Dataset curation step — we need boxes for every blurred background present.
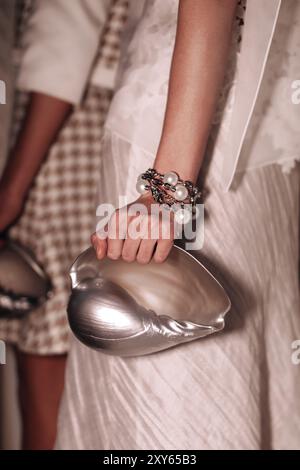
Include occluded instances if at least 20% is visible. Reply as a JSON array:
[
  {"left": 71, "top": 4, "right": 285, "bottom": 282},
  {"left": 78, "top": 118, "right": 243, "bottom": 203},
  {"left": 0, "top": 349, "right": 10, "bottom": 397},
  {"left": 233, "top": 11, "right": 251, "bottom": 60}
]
[{"left": 0, "top": 0, "right": 21, "bottom": 450}]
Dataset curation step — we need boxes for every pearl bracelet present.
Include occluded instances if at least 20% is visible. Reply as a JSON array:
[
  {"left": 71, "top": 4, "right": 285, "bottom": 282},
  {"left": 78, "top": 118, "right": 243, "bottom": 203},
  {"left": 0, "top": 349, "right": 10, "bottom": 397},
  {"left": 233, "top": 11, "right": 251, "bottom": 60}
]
[{"left": 136, "top": 168, "right": 201, "bottom": 223}]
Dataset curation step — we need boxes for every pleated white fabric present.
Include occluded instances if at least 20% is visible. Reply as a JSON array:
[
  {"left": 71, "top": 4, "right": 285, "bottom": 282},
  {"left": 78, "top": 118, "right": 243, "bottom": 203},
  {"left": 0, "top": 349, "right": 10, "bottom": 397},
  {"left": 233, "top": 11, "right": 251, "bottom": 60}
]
[{"left": 56, "top": 154, "right": 300, "bottom": 449}]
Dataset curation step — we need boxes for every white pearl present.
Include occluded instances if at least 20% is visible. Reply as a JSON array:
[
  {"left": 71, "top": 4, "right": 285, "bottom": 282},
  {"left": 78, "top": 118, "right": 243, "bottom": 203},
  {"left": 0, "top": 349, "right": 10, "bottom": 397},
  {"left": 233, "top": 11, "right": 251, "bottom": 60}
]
[
  {"left": 163, "top": 171, "right": 178, "bottom": 186},
  {"left": 174, "top": 208, "right": 192, "bottom": 225},
  {"left": 136, "top": 178, "right": 148, "bottom": 194},
  {"left": 174, "top": 184, "right": 188, "bottom": 201}
]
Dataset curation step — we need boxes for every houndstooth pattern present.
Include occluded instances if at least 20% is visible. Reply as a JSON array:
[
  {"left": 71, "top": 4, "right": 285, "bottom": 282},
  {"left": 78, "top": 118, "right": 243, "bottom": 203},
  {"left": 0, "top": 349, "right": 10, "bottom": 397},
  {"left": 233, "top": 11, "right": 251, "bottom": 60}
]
[
  {"left": 0, "top": 0, "right": 129, "bottom": 354},
  {"left": 97, "top": 0, "right": 129, "bottom": 69},
  {"left": 15, "top": 0, "right": 33, "bottom": 47},
  {"left": 0, "top": 87, "right": 112, "bottom": 354}
]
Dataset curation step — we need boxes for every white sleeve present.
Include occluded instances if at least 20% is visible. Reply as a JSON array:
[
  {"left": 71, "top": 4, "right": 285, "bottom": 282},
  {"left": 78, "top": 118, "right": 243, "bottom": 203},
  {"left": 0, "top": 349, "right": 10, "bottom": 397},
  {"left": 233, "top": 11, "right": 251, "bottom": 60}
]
[{"left": 17, "top": 0, "right": 111, "bottom": 104}]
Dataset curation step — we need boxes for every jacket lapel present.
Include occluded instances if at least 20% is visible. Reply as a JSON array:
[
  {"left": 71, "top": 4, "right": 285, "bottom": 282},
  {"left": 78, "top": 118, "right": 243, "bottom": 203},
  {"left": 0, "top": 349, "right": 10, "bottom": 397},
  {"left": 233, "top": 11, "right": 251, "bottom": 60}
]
[{"left": 222, "top": 0, "right": 282, "bottom": 190}]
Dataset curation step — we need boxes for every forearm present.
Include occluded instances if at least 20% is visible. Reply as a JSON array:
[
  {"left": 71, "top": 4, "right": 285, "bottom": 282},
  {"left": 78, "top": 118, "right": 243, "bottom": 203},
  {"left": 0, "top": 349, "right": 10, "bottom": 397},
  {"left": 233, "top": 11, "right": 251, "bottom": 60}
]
[
  {"left": 1, "top": 92, "right": 71, "bottom": 196},
  {"left": 155, "top": 0, "right": 238, "bottom": 182}
]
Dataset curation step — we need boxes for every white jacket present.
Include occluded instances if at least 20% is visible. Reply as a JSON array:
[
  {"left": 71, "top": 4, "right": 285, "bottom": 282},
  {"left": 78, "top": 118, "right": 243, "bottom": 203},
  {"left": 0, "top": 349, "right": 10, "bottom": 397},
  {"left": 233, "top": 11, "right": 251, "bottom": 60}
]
[
  {"left": 17, "top": 0, "right": 114, "bottom": 104},
  {"left": 16, "top": 0, "right": 300, "bottom": 189}
]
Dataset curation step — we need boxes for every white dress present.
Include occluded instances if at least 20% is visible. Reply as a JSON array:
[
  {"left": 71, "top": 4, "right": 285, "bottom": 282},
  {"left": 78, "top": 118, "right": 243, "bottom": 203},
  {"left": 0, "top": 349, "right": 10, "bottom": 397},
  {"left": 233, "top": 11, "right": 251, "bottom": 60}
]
[{"left": 55, "top": 0, "right": 300, "bottom": 449}]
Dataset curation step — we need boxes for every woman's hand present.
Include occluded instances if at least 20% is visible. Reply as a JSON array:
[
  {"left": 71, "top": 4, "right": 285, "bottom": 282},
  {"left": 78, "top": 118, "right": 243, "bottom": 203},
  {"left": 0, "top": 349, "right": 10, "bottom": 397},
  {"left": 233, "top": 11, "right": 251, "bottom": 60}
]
[{"left": 92, "top": 193, "right": 175, "bottom": 264}]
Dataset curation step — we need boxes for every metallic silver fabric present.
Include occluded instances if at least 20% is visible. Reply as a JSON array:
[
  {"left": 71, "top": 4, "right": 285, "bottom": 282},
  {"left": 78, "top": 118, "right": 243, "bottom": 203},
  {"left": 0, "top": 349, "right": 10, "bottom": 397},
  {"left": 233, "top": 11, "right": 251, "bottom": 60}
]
[{"left": 67, "top": 246, "right": 231, "bottom": 356}]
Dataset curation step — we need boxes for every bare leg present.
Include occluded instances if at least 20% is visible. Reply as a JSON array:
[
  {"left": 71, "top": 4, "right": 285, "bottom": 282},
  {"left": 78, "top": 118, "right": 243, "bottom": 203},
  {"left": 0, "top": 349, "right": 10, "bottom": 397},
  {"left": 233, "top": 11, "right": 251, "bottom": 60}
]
[{"left": 16, "top": 352, "right": 67, "bottom": 450}]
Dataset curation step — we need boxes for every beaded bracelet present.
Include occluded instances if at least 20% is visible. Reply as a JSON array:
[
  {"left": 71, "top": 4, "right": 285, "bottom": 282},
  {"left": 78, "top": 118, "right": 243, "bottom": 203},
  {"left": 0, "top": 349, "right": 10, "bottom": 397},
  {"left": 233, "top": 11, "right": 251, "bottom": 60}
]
[{"left": 136, "top": 168, "right": 201, "bottom": 223}]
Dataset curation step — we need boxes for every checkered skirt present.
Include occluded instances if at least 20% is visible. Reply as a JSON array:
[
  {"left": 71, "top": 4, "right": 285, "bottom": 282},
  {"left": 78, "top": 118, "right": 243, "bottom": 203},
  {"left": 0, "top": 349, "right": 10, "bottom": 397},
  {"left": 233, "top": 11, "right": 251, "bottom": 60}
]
[
  {"left": 0, "top": 87, "right": 112, "bottom": 354},
  {"left": 0, "top": 0, "right": 128, "bottom": 354}
]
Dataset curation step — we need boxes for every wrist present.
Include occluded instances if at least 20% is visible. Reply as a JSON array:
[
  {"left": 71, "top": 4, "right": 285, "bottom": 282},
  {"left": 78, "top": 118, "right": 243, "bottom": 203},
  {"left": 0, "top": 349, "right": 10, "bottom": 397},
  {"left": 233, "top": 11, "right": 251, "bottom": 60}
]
[
  {"left": 154, "top": 134, "right": 207, "bottom": 184},
  {"left": 136, "top": 168, "right": 201, "bottom": 211},
  {"left": 154, "top": 154, "right": 199, "bottom": 184},
  {"left": 0, "top": 148, "right": 37, "bottom": 199},
  {"left": 0, "top": 175, "right": 28, "bottom": 201}
]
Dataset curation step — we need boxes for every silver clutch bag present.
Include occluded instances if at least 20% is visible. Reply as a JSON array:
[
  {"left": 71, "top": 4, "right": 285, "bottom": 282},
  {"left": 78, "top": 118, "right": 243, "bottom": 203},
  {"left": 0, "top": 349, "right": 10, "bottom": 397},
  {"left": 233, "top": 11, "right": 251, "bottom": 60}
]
[
  {"left": 0, "top": 241, "right": 52, "bottom": 318},
  {"left": 67, "top": 245, "right": 231, "bottom": 357}
]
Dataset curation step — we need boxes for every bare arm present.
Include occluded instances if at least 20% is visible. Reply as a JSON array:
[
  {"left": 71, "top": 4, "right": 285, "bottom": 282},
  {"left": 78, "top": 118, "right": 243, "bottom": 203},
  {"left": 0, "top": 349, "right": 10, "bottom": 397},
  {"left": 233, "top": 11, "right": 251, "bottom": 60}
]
[
  {"left": 0, "top": 92, "right": 71, "bottom": 232},
  {"left": 94, "top": 0, "right": 238, "bottom": 262},
  {"left": 155, "top": 0, "right": 238, "bottom": 182}
]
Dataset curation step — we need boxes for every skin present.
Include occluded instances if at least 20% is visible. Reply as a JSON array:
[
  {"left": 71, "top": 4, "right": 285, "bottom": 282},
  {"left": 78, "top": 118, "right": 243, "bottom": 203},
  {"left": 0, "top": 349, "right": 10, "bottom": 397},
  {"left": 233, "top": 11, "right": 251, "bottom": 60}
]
[
  {"left": 17, "top": 352, "right": 66, "bottom": 450},
  {"left": 0, "top": 93, "right": 71, "bottom": 232},
  {"left": 0, "top": 92, "right": 71, "bottom": 449},
  {"left": 92, "top": 0, "right": 238, "bottom": 264}
]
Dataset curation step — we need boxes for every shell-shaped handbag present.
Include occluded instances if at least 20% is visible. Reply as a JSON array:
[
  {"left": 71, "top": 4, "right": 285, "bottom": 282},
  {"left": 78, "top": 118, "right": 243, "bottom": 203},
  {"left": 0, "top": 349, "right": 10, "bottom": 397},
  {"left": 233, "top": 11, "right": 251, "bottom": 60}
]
[
  {"left": 67, "top": 245, "right": 231, "bottom": 357},
  {"left": 0, "top": 241, "right": 52, "bottom": 318}
]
